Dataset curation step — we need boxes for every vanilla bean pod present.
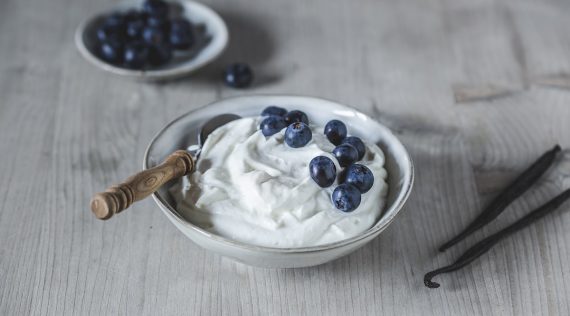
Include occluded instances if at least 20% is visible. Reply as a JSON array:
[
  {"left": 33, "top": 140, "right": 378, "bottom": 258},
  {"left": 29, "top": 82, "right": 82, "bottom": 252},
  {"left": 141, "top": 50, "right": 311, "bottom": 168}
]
[
  {"left": 425, "top": 188, "right": 570, "bottom": 288},
  {"left": 439, "top": 145, "right": 561, "bottom": 252}
]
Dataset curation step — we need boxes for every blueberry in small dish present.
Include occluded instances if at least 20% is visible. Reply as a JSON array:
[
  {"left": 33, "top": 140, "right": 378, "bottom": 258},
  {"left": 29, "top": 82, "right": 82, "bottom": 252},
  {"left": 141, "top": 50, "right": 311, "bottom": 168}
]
[
  {"left": 90, "top": 0, "right": 193, "bottom": 70},
  {"left": 124, "top": 42, "right": 149, "bottom": 69},
  {"left": 170, "top": 18, "right": 194, "bottom": 49},
  {"left": 126, "top": 17, "right": 146, "bottom": 40},
  {"left": 146, "top": 15, "right": 170, "bottom": 30},
  {"left": 76, "top": 0, "right": 228, "bottom": 79},
  {"left": 104, "top": 12, "right": 126, "bottom": 28},
  {"left": 96, "top": 23, "right": 125, "bottom": 43},
  {"left": 142, "top": 26, "right": 168, "bottom": 45},
  {"left": 99, "top": 40, "right": 124, "bottom": 64},
  {"left": 143, "top": 0, "right": 169, "bottom": 18}
]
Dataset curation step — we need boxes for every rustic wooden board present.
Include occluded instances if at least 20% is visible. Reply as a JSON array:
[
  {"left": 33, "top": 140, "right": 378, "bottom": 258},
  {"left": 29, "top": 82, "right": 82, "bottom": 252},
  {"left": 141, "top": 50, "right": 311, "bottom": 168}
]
[{"left": 1, "top": 0, "right": 569, "bottom": 314}]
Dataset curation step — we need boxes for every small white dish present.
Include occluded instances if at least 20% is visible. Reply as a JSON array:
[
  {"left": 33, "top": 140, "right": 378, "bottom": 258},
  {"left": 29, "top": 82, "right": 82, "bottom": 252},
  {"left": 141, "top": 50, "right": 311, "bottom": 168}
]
[
  {"left": 144, "top": 95, "right": 414, "bottom": 268},
  {"left": 75, "top": 0, "right": 228, "bottom": 81}
]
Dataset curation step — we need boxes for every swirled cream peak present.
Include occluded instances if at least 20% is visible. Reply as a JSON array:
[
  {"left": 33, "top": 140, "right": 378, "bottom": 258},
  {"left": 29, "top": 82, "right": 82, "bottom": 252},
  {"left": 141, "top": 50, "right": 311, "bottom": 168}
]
[{"left": 171, "top": 117, "right": 388, "bottom": 248}]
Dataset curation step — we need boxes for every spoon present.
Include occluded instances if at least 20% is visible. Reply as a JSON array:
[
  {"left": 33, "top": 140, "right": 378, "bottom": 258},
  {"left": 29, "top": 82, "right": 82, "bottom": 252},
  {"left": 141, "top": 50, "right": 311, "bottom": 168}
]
[{"left": 90, "top": 113, "right": 241, "bottom": 220}]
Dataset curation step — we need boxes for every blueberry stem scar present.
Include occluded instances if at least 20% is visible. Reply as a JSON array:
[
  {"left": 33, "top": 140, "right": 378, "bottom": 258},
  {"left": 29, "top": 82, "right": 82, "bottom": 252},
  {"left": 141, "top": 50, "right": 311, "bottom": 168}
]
[
  {"left": 439, "top": 145, "right": 561, "bottom": 252},
  {"left": 425, "top": 188, "right": 570, "bottom": 289}
]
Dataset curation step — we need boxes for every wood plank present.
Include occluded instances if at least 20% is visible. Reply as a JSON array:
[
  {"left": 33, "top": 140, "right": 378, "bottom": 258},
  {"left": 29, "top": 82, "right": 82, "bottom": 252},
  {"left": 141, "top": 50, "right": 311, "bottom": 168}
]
[{"left": 0, "top": 0, "right": 569, "bottom": 314}]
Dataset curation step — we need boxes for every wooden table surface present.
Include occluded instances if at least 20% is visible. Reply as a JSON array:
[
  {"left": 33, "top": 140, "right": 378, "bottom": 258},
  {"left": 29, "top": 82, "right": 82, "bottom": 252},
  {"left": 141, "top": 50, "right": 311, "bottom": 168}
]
[{"left": 1, "top": 0, "right": 570, "bottom": 314}]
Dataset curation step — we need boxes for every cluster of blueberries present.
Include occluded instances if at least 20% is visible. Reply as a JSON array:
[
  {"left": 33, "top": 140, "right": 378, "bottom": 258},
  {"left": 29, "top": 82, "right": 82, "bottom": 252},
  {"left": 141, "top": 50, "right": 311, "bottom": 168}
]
[
  {"left": 314, "top": 120, "right": 374, "bottom": 212},
  {"left": 259, "top": 106, "right": 313, "bottom": 148},
  {"left": 259, "top": 106, "right": 374, "bottom": 212},
  {"left": 95, "top": 0, "right": 195, "bottom": 69}
]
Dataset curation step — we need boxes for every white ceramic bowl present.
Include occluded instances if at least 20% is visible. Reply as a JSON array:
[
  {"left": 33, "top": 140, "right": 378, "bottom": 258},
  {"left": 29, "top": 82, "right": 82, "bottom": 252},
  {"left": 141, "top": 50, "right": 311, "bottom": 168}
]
[
  {"left": 144, "top": 95, "right": 414, "bottom": 268},
  {"left": 75, "top": 0, "right": 228, "bottom": 81}
]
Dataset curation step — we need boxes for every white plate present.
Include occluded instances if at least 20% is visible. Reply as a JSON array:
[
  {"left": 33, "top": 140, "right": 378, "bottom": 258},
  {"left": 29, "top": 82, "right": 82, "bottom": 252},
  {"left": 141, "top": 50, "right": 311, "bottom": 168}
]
[
  {"left": 75, "top": 0, "right": 228, "bottom": 81},
  {"left": 144, "top": 95, "right": 414, "bottom": 268}
]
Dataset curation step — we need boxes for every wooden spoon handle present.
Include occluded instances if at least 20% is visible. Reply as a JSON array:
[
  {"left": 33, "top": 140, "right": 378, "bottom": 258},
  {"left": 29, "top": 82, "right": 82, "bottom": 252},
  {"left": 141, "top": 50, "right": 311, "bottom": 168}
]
[{"left": 90, "top": 150, "right": 195, "bottom": 220}]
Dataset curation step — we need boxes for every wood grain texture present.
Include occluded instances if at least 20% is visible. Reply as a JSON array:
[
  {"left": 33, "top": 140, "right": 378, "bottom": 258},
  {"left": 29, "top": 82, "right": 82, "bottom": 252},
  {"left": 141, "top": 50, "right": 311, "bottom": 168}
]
[
  {"left": 91, "top": 150, "right": 194, "bottom": 220},
  {"left": 1, "top": 0, "right": 570, "bottom": 315}
]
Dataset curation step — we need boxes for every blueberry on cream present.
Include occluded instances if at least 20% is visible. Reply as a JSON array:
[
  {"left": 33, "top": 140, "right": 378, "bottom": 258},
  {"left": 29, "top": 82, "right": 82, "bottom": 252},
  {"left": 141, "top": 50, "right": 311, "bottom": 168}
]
[
  {"left": 285, "top": 122, "right": 312, "bottom": 148},
  {"left": 261, "top": 106, "right": 288, "bottom": 117},
  {"left": 260, "top": 116, "right": 287, "bottom": 137},
  {"left": 309, "top": 156, "right": 337, "bottom": 188},
  {"left": 342, "top": 136, "right": 366, "bottom": 160},
  {"left": 170, "top": 114, "right": 388, "bottom": 248},
  {"left": 284, "top": 110, "right": 309, "bottom": 125},
  {"left": 345, "top": 164, "right": 374, "bottom": 193},
  {"left": 324, "top": 120, "right": 347, "bottom": 145},
  {"left": 332, "top": 184, "right": 362, "bottom": 213},
  {"left": 332, "top": 144, "right": 358, "bottom": 167}
]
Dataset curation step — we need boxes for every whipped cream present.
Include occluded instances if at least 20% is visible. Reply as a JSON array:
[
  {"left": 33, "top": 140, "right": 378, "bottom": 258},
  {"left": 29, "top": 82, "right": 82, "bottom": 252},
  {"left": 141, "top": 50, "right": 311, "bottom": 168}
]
[{"left": 171, "top": 117, "right": 388, "bottom": 248}]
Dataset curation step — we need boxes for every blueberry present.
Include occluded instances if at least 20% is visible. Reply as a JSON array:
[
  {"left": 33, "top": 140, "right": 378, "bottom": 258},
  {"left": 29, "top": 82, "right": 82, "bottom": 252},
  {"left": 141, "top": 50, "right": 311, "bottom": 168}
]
[
  {"left": 126, "top": 17, "right": 145, "bottom": 39},
  {"left": 336, "top": 167, "right": 348, "bottom": 184},
  {"left": 148, "top": 43, "right": 172, "bottom": 66},
  {"left": 123, "top": 42, "right": 148, "bottom": 69},
  {"left": 332, "top": 184, "right": 361, "bottom": 212},
  {"left": 170, "top": 18, "right": 192, "bottom": 32},
  {"left": 223, "top": 63, "right": 254, "bottom": 88},
  {"left": 103, "top": 12, "right": 125, "bottom": 28},
  {"left": 345, "top": 164, "right": 374, "bottom": 193},
  {"left": 143, "top": 0, "right": 169, "bottom": 17},
  {"left": 260, "top": 116, "right": 287, "bottom": 136},
  {"left": 324, "top": 120, "right": 347, "bottom": 145},
  {"left": 285, "top": 110, "right": 309, "bottom": 125},
  {"left": 124, "top": 9, "right": 146, "bottom": 22},
  {"left": 342, "top": 136, "right": 365, "bottom": 160},
  {"left": 169, "top": 30, "right": 193, "bottom": 49},
  {"left": 332, "top": 144, "right": 358, "bottom": 167},
  {"left": 261, "top": 106, "right": 287, "bottom": 117},
  {"left": 146, "top": 15, "right": 169, "bottom": 30},
  {"left": 169, "top": 20, "right": 194, "bottom": 49},
  {"left": 99, "top": 41, "right": 123, "bottom": 64},
  {"left": 285, "top": 122, "right": 312, "bottom": 148},
  {"left": 143, "top": 26, "right": 167, "bottom": 45},
  {"left": 309, "top": 156, "right": 337, "bottom": 188},
  {"left": 96, "top": 23, "right": 124, "bottom": 42}
]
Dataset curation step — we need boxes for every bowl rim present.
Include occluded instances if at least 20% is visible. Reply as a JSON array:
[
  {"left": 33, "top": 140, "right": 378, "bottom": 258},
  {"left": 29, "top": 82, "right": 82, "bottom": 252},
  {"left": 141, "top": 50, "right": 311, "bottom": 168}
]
[
  {"left": 74, "top": 0, "right": 229, "bottom": 80},
  {"left": 144, "top": 94, "right": 414, "bottom": 253}
]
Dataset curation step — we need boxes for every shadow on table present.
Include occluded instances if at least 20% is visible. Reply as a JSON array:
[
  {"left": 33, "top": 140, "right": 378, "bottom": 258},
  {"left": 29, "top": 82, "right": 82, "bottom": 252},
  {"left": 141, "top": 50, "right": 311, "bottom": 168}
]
[{"left": 159, "top": 10, "right": 280, "bottom": 87}]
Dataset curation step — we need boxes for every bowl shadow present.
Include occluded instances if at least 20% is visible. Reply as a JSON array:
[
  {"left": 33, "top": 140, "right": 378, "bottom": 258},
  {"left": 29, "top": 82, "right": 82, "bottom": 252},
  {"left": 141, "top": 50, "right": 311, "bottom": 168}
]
[{"left": 167, "top": 10, "right": 279, "bottom": 86}]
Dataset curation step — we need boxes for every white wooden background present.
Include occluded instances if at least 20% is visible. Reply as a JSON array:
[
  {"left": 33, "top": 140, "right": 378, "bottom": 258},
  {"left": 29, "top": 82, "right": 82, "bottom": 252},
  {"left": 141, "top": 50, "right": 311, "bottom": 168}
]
[{"left": 1, "top": 0, "right": 570, "bottom": 314}]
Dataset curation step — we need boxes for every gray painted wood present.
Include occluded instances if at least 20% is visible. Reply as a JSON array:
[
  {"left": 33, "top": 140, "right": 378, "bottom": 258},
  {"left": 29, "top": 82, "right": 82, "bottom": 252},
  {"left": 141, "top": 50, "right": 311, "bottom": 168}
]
[{"left": 1, "top": 0, "right": 570, "bottom": 314}]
